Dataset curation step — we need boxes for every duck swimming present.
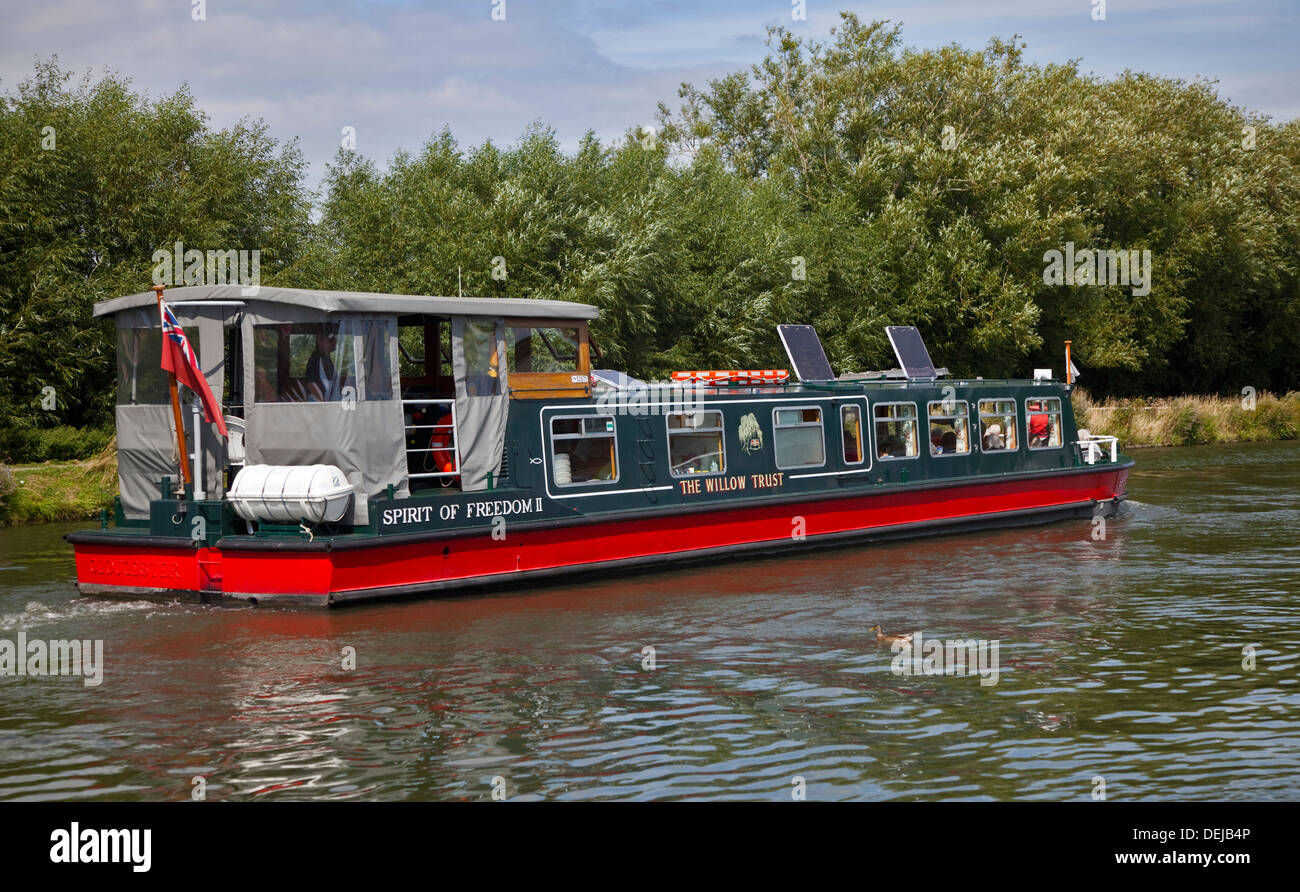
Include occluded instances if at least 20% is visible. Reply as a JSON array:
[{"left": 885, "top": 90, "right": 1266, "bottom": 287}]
[{"left": 870, "top": 624, "right": 913, "bottom": 644}]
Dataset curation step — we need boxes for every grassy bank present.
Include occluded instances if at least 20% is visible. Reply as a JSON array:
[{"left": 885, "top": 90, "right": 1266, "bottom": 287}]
[
  {"left": 0, "top": 439, "right": 117, "bottom": 525},
  {"left": 1073, "top": 390, "right": 1300, "bottom": 447}
]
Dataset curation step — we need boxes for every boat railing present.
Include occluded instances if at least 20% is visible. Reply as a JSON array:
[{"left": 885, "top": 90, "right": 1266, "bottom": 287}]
[
  {"left": 402, "top": 399, "right": 460, "bottom": 479},
  {"left": 1076, "top": 434, "right": 1119, "bottom": 465}
]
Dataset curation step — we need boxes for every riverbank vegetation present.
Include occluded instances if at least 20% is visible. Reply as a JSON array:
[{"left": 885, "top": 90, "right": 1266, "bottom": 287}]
[
  {"left": 2, "top": 13, "right": 1297, "bottom": 444},
  {"left": 1073, "top": 389, "right": 1300, "bottom": 447},
  {"left": 0, "top": 440, "right": 117, "bottom": 525}
]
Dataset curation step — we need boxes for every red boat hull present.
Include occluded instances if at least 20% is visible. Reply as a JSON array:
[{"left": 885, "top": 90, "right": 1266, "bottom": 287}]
[{"left": 73, "top": 466, "right": 1129, "bottom": 606}]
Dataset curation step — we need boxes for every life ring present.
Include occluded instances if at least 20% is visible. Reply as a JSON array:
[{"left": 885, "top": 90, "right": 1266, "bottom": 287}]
[{"left": 431, "top": 412, "right": 457, "bottom": 474}]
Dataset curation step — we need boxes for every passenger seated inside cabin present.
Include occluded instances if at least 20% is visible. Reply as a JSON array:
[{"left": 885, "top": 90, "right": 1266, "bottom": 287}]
[
  {"left": 982, "top": 423, "right": 1005, "bottom": 451},
  {"left": 305, "top": 326, "right": 337, "bottom": 401},
  {"left": 940, "top": 430, "right": 958, "bottom": 453},
  {"left": 930, "top": 427, "right": 943, "bottom": 454},
  {"left": 1028, "top": 401, "right": 1050, "bottom": 446},
  {"left": 878, "top": 433, "right": 907, "bottom": 458}
]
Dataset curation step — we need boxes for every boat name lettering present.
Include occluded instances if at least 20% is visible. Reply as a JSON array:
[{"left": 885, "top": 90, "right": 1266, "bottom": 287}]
[
  {"left": 463, "top": 497, "right": 544, "bottom": 519},
  {"left": 86, "top": 558, "right": 181, "bottom": 579},
  {"left": 678, "top": 473, "right": 783, "bottom": 495},
  {"left": 382, "top": 497, "right": 544, "bottom": 527}
]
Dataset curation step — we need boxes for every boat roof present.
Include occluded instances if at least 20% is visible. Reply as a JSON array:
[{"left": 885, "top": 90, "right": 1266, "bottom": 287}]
[
  {"left": 678, "top": 377, "right": 1066, "bottom": 399},
  {"left": 92, "top": 284, "right": 601, "bottom": 320}
]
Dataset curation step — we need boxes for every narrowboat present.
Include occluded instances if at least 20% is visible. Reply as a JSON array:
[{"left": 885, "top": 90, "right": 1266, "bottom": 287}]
[{"left": 67, "top": 285, "right": 1132, "bottom": 607}]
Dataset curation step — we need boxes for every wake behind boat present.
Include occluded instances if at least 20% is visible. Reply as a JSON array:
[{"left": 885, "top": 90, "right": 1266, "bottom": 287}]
[{"left": 68, "top": 285, "right": 1132, "bottom": 606}]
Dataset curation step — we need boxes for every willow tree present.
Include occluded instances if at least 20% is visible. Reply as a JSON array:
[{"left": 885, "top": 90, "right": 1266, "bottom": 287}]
[{"left": 0, "top": 60, "right": 311, "bottom": 435}]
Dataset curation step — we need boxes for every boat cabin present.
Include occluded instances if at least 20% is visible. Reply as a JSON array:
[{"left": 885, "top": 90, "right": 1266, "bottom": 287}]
[
  {"left": 97, "top": 285, "right": 1117, "bottom": 538},
  {"left": 97, "top": 285, "right": 598, "bottom": 527}
]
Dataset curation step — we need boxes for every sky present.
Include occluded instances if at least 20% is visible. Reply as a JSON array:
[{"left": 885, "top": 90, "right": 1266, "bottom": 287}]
[{"left": 2, "top": 0, "right": 1296, "bottom": 193}]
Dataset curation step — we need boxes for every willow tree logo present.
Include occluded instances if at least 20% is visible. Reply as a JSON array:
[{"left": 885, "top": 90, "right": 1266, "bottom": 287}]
[
  {"left": 151, "top": 240, "right": 260, "bottom": 295},
  {"left": 738, "top": 413, "right": 763, "bottom": 454}
]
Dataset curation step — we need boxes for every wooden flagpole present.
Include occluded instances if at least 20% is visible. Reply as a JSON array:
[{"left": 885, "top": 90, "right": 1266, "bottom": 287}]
[
  {"left": 1065, "top": 340, "right": 1073, "bottom": 386},
  {"left": 154, "top": 285, "right": 192, "bottom": 488}
]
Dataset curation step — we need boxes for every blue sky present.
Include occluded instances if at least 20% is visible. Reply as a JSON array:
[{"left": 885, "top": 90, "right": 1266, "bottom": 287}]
[{"left": 2, "top": 0, "right": 1295, "bottom": 192}]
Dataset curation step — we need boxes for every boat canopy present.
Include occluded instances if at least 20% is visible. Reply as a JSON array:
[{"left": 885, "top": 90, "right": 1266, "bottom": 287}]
[
  {"left": 93, "top": 285, "right": 599, "bottom": 321},
  {"left": 101, "top": 286, "right": 599, "bottom": 523}
]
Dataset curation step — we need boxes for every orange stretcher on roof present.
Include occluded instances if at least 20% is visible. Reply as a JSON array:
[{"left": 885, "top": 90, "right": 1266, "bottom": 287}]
[{"left": 670, "top": 369, "right": 790, "bottom": 385}]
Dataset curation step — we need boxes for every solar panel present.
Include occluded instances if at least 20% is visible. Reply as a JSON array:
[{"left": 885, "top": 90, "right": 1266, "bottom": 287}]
[
  {"left": 777, "top": 325, "right": 835, "bottom": 382},
  {"left": 886, "top": 326, "right": 938, "bottom": 381},
  {"left": 590, "top": 369, "right": 645, "bottom": 390}
]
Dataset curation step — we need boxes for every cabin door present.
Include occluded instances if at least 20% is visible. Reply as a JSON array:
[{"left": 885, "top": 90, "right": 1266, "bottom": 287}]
[{"left": 451, "top": 317, "right": 509, "bottom": 491}]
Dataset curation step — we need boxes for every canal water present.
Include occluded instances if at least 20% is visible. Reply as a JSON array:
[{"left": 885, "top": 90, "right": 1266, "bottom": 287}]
[{"left": 1, "top": 442, "right": 1297, "bottom": 801}]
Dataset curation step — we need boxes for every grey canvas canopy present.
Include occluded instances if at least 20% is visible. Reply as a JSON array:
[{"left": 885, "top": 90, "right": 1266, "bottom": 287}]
[
  {"left": 112, "top": 301, "right": 234, "bottom": 518},
  {"left": 94, "top": 285, "right": 599, "bottom": 322},
  {"left": 98, "top": 286, "right": 598, "bottom": 523}
]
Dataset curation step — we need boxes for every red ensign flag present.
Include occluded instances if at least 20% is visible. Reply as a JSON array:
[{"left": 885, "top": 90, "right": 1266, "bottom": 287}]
[{"left": 160, "top": 299, "right": 228, "bottom": 438}]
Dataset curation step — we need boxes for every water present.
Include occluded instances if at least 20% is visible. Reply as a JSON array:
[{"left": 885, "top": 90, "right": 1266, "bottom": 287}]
[{"left": 1, "top": 442, "right": 1297, "bottom": 801}]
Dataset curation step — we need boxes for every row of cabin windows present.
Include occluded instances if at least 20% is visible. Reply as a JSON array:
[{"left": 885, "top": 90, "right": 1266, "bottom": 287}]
[
  {"left": 874, "top": 398, "right": 1064, "bottom": 460},
  {"left": 546, "top": 397, "right": 1065, "bottom": 487}
]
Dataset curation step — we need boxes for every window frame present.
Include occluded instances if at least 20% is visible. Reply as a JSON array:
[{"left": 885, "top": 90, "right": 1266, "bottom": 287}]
[
  {"left": 548, "top": 413, "right": 620, "bottom": 487},
  {"left": 771, "top": 405, "right": 827, "bottom": 471},
  {"left": 840, "top": 403, "right": 866, "bottom": 466},
  {"left": 1025, "top": 396, "right": 1065, "bottom": 451},
  {"left": 506, "top": 325, "right": 581, "bottom": 374},
  {"left": 977, "top": 398, "right": 1019, "bottom": 453},
  {"left": 872, "top": 401, "right": 921, "bottom": 461},
  {"left": 926, "top": 398, "right": 971, "bottom": 458},
  {"left": 665, "top": 410, "right": 727, "bottom": 479},
  {"left": 116, "top": 327, "right": 172, "bottom": 406},
  {"left": 252, "top": 321, "right": 356, "bottom": 404}
]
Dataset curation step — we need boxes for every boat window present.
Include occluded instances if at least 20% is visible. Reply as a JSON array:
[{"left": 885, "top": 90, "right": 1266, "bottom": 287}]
[
  {"left": 926, "top": 399, "right": 970, "bottom": 456},
  {"left": 463, "top": 319, "right": 501, "bottom": 396},
  {"left": 1026, "top": 397, "right": 1064, "bottom": 449},
  {"left": 773, "top": 407, "right": 825, "bottom": 469},
  {"left": 873, "top": 402, "right": 919, "bottom": 459},
  {"left": 253, "top": 322, "right": 356, "bottom": 403},
  {"left": 841, "top": 404, "right": 865, "bottom": 465},
  {"left": 116, "top": 328, "right": 171, "bottom": 405},
  {"left": 508, "top": 326, "right": 579, "bottom": 373},
  {"left": 398, "top": 324, "right": 426, "bottom": 378},
  {"left": 361, "top": 319, "right": 393, "bottom": 400},
  {"left": 978, "top": 399, "right": 1018, "bottom": 452},
  {"left": 550, "top": 415, "right": 618, "bottom": 486},
  {"left": 667, "top": 411, "right": 726, "bottom": 477}
]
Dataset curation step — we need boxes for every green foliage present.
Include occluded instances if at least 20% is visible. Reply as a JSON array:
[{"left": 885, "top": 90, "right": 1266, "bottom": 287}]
[
  {"left": 0, "top": 59, "right": 311, "bottom": 431},
  {"left": 654, "top": 15, "right": 1299, "bottom": 391},
  {"left": 0, "top": 425, "right": 113, "bottom": 463},
  {"left": 3, "top": 18, "right": 1299, "bottom": 442}
]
